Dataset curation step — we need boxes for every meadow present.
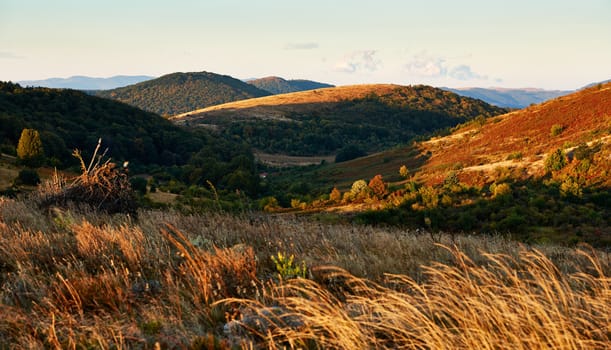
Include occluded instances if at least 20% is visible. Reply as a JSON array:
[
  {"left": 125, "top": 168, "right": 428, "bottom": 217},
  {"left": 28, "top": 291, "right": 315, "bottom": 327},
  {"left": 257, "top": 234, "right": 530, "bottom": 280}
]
[{"left": 0, "top": 196, "right": 608, "bottom": 349}]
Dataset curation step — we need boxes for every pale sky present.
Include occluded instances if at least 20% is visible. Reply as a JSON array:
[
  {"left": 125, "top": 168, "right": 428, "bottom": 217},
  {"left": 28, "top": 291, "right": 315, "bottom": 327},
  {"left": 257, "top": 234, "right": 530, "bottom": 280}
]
[{"left": 1, "top": 0, "right": 609, "bottom": 89}]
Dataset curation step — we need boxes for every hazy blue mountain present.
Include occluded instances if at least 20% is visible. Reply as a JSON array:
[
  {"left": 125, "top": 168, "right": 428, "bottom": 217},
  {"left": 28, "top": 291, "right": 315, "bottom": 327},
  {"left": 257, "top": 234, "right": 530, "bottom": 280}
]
[
  {"left": 442, "top": 87, "right": 571, "bottom": 109},
  {"left": 580, "top": 78, "right": 611, "bottom": 89},
  {"left": 18, "top": 75, "right": 155, "bottom": 90},
  {"left": 247, "top": 76, "right": 334, "bottom": 94}
]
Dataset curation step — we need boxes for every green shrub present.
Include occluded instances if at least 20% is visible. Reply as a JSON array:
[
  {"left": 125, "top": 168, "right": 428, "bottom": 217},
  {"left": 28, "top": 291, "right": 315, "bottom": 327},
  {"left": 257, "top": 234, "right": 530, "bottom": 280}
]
[
  {"left": 506, "top": 152, "right": 523, "bottom": 161},
  {"left": 550, "top": 124, "right": 565, "bottom": 137},
  {"left": 335, "top": 145, "right": 366, "bottom": 163},
  {"left": 129, "top": 177, "right": 148, "bottom": 195},
  {"left": 544, "top": 149, "right": 567, "bottom": 172},
  {"left": 271, "top": 252, "right": 307, "bottom": 279},
  {"left": 16, "top": 168, "right": 40, "bottom": 186},
  {"left": 560, "top": 177, "right": 582, "bottom": 198}
]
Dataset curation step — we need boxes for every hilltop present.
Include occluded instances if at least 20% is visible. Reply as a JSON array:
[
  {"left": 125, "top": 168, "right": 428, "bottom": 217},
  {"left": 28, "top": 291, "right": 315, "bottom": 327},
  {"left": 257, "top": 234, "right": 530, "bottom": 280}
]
[
  {"left": 247, "top": 76, "right": 334, "bottom": 94},
  {"left": 444, "top": 87, "right": 571, "bottom": 108},
  {"left": 172, "top": 84, "right": 507, "bottom": 157},
  {"left": 95, "top": 71, "right": 271, "bottom": 116}
]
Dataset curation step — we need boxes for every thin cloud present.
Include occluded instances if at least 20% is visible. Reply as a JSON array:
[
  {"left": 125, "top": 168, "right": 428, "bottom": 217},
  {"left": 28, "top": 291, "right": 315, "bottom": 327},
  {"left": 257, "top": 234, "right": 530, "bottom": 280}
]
[
  {"left": 404, "top": 53, "right": 490, "bottom": 81},
  {"left": 0, "top": 51, "right": 24, "bottom": 60},
  {"left": 334, "top": 50, "right": 381, "bottom": 73},
  {"left": 404, "top": 54, "right": 447, "bottom": 77},
  {"left": 284, "top": 42, "right": 319, "bottom": 50},
  {"left": 449, "top": 65, "right": 487, "bottom": 80}
]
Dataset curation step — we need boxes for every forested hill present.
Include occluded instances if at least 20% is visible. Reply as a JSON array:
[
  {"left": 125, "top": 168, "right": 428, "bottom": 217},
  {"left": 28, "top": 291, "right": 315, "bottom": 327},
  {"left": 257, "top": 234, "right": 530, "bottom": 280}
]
[
  {"left": 95, "top": 71, "right": 271, "bottom": 116},
  {"left": 173, "top": 84, "right": 508, "bottom": 157},
  {"left": 247, "top": 76, "right": 334, "bottom": 94},
  {"left": 0, "top": 82, "right": 260, "bottom": 194}
]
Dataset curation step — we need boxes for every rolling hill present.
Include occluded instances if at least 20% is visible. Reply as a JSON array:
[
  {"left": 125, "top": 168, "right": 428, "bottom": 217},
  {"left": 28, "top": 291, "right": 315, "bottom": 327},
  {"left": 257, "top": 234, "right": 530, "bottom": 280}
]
[
  {"left": 95, "top": 71, "right": 271, "bottom": 116},
  {"left": 18, "top": 75, "right": 154, "bottom": 90},
  {"left": 272, "top": 83, "right": 610, "bottom": 244},
  {"left": 418, "top": 83, "right": 610, "bottom": 185},
  {"left": 0, "top": 81, "right": 260, "bottom": 194},
  {"left": 443, "top": 87, "right": 571, "bottom": 108},
  {"left": 172, "top": 84, "right": 507, "bottom": 157},
  {"left": 247, "top": 76, "right": 334, "bottom": 94},
  {"left": 308, "top": 83, "right": 610, "bottom": 188}
]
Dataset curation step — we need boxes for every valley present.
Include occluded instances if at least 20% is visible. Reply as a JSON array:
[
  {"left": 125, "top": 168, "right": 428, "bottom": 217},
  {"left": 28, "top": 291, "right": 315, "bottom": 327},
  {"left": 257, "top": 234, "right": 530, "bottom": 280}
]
[
  {"left": 3, "top": 1, "right": 610, "bottom": 347},
  {"left": 0, "top": 72, "right": 609, "bottom": 349}
]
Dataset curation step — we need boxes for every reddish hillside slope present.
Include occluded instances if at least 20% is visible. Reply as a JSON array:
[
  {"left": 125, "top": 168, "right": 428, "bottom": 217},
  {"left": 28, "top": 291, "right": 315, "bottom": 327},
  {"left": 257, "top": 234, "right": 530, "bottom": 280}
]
[{"left": 416, "top": 83, "right": 610, "bottom": 185}]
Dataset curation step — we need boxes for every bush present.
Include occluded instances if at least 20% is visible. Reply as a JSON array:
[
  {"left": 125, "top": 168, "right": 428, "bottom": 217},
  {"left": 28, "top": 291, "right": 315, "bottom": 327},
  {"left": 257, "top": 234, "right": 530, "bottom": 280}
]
[
  {"left": 550, "top": 124, "right": 565, "bottom": 137},
  {"left": 16, "top": 168, "right": 40, "bottom": 186},
  {"left": 35, "top": 141, "right": 138, "bottom": 216},
  {"left": 350, "top": 179, "right": 370, "bottom": 200},
  {"left": 544, "top": 149, "right": 566, "bottom": 172},
  {"left": 0, "top": 143, "right": 16, "bottom": 156},
  {"left": 129, "top": 177, "right": 148, "bottom": 195},
  {"left": 335, "top": 145, "right": 366, "bottom": 163}
]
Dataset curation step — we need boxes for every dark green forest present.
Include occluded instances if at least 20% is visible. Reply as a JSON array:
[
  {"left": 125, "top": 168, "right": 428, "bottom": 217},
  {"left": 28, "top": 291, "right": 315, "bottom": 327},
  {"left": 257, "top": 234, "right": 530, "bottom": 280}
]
[
  {"left": 0, "top": 82, "right": 260, "bottom": 195},
  {"left": 211, "top": 85, "right": 508, "bottom": 156},
  {"left": 247, "top": 76, "right": 334, "bottom": 94},
  {"left": 95, "top": 71, "right": 271, "bottom": 116}
]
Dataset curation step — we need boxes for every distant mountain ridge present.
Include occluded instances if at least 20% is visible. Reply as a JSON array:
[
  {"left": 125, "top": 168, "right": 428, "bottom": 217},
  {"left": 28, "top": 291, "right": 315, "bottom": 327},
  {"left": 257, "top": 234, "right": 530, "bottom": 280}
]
[
  {"left": 18, "top": 75, "right": 154, "bottom": 90},
  {"left": 443, "top": 87, "right": 571, "bottom": 108},
  {"left": 95, "top": 71, "right": 271, "bottom": 116},
  {"left": 247, "top": 76, "right": 334, "bottom": 94}
]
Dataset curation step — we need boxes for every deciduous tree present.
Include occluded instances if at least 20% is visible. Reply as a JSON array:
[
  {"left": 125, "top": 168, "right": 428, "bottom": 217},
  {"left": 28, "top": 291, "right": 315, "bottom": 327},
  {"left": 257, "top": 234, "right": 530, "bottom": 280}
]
[{"left": 17, "top": 128, "right": 44, "bottom": 167}]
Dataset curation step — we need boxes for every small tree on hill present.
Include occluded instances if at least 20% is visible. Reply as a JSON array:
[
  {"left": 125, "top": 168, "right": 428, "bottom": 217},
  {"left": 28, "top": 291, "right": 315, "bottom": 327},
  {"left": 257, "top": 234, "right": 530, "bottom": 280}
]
[
  {"left": 544, "top": 148, "right": 567, "bottom": 173},
  {"left": 368, "top": 174, "right": 387, "bottom": 199},
  {"left": 17, "top": 128, "right": 44, "bottom": 167},
  {"left": 350, "top": 179, "right": 370, "bottom": 201},
  {"left": 399, "top": 165, "right": 410, "bottom": 179},
  {"left": 329, "top": 187, "right": 342, "bottom": 203}
]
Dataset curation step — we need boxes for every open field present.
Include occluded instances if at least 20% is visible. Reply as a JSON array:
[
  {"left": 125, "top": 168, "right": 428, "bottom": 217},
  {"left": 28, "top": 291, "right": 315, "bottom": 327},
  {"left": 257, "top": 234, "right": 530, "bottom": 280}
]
[
  {"left": 0, "top": 197, "right": 608, "bottom": 348},
  {"left": 254, "top": 151, "right": 335, "bottom": 168}
]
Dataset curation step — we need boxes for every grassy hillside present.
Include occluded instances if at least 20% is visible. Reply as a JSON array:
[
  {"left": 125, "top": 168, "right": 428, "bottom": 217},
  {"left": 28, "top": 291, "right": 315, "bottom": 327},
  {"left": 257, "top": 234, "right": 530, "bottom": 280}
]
[
  {"left": 0, "top": 82, "right": 261, "bottom": 195},
  {"left": 247, "top": 76, "right": 334, "bottom": 94},
  {"left": 262, "top": 84, "right": 611, "bottom": 244},
  {"left": 0, "top": 197, "right": 608, "bottom": 348},
  {"left": 96, "top": 71, "right": 271, "bottom": 116},
  {"left": 417, "top": 83, "right": 610, "bottom": 185},
  {"left": 173, "top": 84, "right": 507, "bottom": 157}
]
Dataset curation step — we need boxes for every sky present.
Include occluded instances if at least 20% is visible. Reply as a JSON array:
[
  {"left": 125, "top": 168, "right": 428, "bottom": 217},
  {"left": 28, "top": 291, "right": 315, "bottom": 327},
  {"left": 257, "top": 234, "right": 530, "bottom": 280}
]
[{"left": 0, "top": 0, "right": 609, "bottom": 90}]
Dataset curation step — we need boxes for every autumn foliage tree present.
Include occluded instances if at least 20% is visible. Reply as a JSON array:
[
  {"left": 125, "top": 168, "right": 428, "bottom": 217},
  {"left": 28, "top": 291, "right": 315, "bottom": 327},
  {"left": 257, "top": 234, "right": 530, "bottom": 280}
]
[
  {"left": 17, "top": 128, "right": 44, "bottom": 167},
  {"left": 329, "top": 187, "right": 342, "bottom": 203},
  {"left": 368, "top": 174, "right": 388, "bottom": 199}
]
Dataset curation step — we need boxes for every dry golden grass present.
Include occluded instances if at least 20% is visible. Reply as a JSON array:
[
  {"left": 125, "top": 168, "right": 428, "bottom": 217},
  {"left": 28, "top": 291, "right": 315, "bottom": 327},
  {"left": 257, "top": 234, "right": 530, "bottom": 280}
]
[
  {"left": 226, "top": 247, "right": 609, "bottom": 349},
  {"left": 171, "top": 84, "right": 400, "bottom": 121},
  {"left": 0, "top": 197, "right": 609, "bottom": 348}
]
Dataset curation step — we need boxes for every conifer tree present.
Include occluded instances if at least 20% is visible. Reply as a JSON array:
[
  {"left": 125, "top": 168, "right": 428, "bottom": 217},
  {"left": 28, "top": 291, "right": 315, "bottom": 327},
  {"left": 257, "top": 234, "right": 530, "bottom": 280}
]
[{"left": 17, "top": 128, "right": 44, "bottom": 167}]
